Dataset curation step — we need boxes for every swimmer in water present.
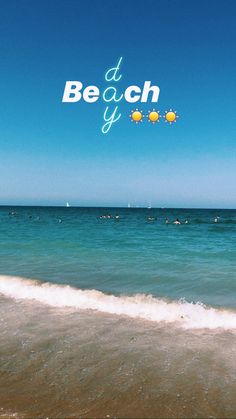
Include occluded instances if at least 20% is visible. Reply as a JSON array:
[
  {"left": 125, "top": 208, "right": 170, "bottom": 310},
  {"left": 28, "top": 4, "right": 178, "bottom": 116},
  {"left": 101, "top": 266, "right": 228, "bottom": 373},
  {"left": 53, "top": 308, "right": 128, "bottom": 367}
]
[
  {"left": 214, "top": 216, "right": 220, "bottom": 223},
  {"left": 147, "top": 217, "right": 155, "bottom": 221},
  {"left": 184, "top": 219, "right": 189, "bottom": 224},
  {"left": 173, "top": 218, "right": 181, "bottom": 225},
  {"left": 165, "top": 218, "right": 169, "bottom": 224},
  {"left": 10, "top": 211, "right": 17, "bottom": 216}
]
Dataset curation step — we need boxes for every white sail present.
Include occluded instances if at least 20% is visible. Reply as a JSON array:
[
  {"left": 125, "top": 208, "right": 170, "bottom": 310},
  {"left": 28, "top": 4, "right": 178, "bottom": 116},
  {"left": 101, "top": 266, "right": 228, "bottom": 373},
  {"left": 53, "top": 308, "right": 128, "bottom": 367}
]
[{"left": 66, "top": 202, "right": 70, "bottom": 207}]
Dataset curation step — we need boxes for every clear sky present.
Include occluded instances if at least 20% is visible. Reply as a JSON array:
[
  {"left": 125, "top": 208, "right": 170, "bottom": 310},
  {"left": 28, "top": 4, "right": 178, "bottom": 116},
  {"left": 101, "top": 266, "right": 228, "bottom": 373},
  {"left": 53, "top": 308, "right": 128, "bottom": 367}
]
[{"left": 0, "top": 0, "right": 235, "bottom": 208}]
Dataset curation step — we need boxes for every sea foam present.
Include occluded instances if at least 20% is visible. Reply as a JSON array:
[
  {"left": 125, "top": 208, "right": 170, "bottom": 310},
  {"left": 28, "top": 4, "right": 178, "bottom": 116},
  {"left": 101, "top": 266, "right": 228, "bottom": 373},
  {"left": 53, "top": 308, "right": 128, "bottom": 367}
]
[{"left": 0, "top": 275, "right": 236, "bottom": 330}]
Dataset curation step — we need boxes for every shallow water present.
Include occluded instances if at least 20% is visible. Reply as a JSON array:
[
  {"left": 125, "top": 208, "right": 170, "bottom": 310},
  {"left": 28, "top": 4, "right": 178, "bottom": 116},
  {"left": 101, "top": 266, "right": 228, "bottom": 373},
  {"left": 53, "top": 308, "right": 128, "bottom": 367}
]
[
  {"left": 0, "top": 297, "right": 236, "bottom": 418},
  {"left": 0, "top": 206, "right": 236, "bottom": 418},
  {"left": 0, "top": 206, "right": 236, "bottom": 310}
]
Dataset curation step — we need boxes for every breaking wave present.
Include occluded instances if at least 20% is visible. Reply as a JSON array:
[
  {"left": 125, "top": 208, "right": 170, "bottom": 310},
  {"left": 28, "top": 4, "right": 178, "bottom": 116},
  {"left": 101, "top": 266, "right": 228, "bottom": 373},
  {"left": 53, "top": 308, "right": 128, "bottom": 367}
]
[{"left": 0, "top": 275, "right": 236, "bottom": 330}]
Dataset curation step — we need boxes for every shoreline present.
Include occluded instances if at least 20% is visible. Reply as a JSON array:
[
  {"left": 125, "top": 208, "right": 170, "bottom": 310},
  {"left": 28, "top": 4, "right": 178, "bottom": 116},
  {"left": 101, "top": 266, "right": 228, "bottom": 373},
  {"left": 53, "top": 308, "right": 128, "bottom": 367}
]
[
  {"left": 1, "top": 295, "right": 236, "bottom": 418},
  {"left": 1, "top": 275, "right": 236, "bottom": 331}
]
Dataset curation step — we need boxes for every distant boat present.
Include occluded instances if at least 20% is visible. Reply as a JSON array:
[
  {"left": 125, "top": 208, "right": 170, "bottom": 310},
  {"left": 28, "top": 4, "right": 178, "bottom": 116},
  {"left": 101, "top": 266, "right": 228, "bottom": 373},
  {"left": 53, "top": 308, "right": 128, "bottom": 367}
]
[
  {"left": 147, "top": 203, "right": 152, "bottom": 209},
  {"left": 66, "top": 202, "right": 70, "bottom": 207},
  {"left": 128, "top": 203, "right": 131, "bottom": 208}
]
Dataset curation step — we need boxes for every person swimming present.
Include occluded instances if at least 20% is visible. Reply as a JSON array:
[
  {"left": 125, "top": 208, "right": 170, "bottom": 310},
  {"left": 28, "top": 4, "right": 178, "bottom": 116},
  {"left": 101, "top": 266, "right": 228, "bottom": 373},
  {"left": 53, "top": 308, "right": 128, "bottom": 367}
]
[
  {"left": 99, "top": 214, "right": 113, "bottom": 219},
  {"left": 165, "top": 218, "right": 169, "bottom": 224},
  {"left": 9, "top": 211, "right": 17, "bottom": 216},
  {"left": 184, "top": 219, "right": 189, "bottom": 224},
  {"left": 214, "top": 216, "right": 220, "bottom": 223},
  {"left": 173, "top": 218, "right": 181, "bottom": 225}
]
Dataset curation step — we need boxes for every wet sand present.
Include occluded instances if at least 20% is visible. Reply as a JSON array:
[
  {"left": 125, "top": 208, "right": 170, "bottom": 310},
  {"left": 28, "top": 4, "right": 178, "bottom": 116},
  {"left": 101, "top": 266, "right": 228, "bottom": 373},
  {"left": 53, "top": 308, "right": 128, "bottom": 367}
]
[{"left": 1, "top": 296, "right": 236, "bottom": 418}]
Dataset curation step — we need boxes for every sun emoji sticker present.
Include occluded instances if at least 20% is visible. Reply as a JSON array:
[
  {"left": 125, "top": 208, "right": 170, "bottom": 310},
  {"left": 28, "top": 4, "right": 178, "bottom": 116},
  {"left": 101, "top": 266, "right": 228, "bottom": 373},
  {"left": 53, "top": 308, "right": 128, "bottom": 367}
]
[
  {"left": 130, "top": 109, "right": 143, "bottom": 124},
  {"left": 147, "top": 109, "right": 161, "bottom": 124},
  {"left": 164, "top": 109, "right": 179, "bottom": 124}
]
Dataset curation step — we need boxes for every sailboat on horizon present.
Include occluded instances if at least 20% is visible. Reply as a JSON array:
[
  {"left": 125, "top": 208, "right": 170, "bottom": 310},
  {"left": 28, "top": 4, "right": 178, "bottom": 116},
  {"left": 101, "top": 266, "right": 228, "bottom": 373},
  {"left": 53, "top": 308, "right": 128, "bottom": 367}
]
[{"left": 66, "top": 202, "right": 70, "bottom": 207}]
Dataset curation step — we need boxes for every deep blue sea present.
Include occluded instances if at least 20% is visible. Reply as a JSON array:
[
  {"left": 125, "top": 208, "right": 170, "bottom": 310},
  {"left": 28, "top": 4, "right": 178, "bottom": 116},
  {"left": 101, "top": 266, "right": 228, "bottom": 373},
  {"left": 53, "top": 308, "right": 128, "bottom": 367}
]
[{"left": 0, "top": 206, "right": 235, "bottom": 323}]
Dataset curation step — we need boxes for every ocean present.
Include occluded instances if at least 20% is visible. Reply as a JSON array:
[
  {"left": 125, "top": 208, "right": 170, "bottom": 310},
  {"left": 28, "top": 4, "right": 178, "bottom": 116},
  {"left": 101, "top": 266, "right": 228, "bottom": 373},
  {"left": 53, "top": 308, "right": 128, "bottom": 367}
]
[{"left": 0, "top": 206, "right": 236, "bottom": 418}]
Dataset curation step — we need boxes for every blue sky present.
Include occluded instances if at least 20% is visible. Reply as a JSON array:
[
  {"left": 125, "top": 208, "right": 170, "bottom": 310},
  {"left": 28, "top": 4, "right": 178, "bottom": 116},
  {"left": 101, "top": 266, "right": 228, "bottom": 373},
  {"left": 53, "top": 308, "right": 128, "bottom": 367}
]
[{"left": 0, "top": 0, "right": 235, "bottom": 207}]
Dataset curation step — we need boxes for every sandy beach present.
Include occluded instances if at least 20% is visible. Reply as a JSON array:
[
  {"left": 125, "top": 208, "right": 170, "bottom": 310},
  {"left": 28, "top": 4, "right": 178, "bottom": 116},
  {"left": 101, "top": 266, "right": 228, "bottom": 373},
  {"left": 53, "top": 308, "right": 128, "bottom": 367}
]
[{"left": 1, "top": 293, "right": 236, "bottom": 419}]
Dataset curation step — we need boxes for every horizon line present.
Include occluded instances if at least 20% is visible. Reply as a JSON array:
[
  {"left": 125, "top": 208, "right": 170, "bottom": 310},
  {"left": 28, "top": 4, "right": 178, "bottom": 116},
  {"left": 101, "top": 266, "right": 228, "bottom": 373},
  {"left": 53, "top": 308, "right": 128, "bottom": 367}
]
[{"left": 0, "top": 204, "right": 235, "bottom": 211}]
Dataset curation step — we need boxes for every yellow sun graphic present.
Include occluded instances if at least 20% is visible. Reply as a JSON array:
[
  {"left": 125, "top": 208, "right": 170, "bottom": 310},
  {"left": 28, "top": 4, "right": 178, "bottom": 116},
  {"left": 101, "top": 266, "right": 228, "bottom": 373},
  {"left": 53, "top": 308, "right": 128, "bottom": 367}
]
[
  {"left": 147, "top": 109, "right": 160, "bottom": 124},
  {"left": 164, "top": 109, "right": 179, "bottom": 124},
  {"left": 130, "top": 109, "right": 143, "bottom": 124}
]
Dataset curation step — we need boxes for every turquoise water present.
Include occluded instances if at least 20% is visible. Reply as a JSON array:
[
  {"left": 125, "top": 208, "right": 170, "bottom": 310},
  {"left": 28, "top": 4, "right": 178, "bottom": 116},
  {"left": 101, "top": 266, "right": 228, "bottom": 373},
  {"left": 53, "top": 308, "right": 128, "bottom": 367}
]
[
  {"left": 0, "top": 206, "right": 235, "bottom": 310},
  {"left": 1, "top": 206, "right": 236, "bottom": 418}
]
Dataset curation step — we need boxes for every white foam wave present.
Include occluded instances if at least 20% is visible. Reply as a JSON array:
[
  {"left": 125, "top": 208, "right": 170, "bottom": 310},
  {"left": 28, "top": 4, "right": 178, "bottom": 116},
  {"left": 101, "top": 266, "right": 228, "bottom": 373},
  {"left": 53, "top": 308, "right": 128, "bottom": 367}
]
[{"left": 0, "top": 275, "right": 236, "bottom": 330}]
